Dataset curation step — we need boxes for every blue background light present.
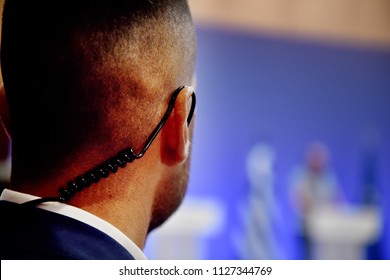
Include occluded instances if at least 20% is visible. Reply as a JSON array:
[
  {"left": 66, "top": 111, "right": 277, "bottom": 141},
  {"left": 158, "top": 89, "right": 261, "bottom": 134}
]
[{"left": 186, "top": 26, "right": 390, "bottom": 259}]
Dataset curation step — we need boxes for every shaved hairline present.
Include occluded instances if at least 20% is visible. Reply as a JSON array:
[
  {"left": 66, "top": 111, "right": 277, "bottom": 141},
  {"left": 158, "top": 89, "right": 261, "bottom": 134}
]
[
  {"left": 1, "top": 0, "right": 196, "bottom": 182},
  {"left": 73, "top": 6, "right": 195, "bottom": 148}
]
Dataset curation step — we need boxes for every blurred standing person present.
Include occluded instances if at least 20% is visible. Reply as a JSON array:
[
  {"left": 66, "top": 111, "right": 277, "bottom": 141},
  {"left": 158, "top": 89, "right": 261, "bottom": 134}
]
[{"left": 289, "top": 142, "right": 342, "bottom": 259}]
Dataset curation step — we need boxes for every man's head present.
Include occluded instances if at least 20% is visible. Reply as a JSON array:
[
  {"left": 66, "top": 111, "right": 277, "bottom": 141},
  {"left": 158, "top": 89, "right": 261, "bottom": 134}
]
[
  {"left": 1, "top": 0, "right": 196, "bottom": 232},
  {"left": 305, "top": 142, "right": 329, "bottom": 174}
]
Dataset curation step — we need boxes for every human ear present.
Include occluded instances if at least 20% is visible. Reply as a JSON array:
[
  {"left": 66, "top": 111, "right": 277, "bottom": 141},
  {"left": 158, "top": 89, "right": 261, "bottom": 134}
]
[
  {"left": 0, "top": 85, "right": 12, "bottom": 139},
  {"left": 161, "top": 86, "right": 194, "bottom": 165}
]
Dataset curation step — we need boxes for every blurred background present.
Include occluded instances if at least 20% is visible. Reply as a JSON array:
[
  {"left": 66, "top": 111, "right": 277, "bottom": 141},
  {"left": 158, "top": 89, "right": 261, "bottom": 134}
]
[
  {"left": 0, "top": 0, "right": 389, "bottom": 259},
  {"left": 145, "top": 0, "right": 390, "bottom": 260}
]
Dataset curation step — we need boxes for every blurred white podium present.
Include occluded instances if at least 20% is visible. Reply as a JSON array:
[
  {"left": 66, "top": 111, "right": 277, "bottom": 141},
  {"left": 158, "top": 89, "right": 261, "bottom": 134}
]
[{"left": 307, "top": 206, "right": 381, "bottom": 259}]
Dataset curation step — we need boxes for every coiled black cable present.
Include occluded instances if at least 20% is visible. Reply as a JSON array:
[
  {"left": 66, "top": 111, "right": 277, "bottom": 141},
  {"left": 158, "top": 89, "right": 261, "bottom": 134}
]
[
  {"left": 22, "top": 86, "right": 196, "bottom": 207},
  {"left": 23, "top": 147, "right": 138, "bottom": 206}
]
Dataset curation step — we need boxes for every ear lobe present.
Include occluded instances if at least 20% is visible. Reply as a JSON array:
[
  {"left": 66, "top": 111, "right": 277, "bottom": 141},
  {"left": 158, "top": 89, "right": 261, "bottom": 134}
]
[
  {"left": 0, "top": 86, "right": 12, "bottom": 139},
  {"left": 161, "top": 86, "right": 194, "bottom": 165}
]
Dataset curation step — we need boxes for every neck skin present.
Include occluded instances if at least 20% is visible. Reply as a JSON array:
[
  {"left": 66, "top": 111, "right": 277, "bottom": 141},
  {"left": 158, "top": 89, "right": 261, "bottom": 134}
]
[{"left": 11, "top": 137, "right": 164, "bottom": 249}]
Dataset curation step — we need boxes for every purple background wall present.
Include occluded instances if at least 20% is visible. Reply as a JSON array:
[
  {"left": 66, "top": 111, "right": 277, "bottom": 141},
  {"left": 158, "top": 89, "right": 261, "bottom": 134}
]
[{"left": 187, "top": 26, "right": 390, "bottom": 259}]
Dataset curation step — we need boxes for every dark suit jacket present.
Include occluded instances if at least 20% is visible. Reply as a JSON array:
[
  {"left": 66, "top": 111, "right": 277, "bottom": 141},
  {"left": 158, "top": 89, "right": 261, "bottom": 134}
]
[{"left": 0, "top": 201, "right": 135, "bottom": 259}]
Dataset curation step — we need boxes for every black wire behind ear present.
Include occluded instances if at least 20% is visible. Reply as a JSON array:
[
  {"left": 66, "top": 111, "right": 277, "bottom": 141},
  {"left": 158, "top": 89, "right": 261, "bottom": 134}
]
[{"left": 23, "top": 86, "right": 196, "bottom": 206}]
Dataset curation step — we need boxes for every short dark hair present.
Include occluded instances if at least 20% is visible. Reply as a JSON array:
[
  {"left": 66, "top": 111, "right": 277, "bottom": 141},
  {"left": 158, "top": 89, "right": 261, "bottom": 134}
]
[{"left": 1, "top": 0, "right": 195, "bottom": 182}]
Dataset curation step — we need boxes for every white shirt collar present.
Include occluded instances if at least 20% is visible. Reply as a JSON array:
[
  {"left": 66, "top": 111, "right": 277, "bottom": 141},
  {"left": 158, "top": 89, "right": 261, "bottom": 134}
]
[{"left": 0, "top": 189, "right": 147, "bottom": 260}]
